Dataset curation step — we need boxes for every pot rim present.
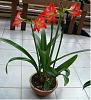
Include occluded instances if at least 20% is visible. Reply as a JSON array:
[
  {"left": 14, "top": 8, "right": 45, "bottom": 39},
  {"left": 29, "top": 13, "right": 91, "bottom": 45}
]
[{"left": 29, "top": 73, "right": 58, "bottom": 92}]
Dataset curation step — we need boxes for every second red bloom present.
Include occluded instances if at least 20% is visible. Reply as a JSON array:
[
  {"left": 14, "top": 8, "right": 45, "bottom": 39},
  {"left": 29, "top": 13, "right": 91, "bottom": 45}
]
[{"left": 33, "top": 15, "right": 46, "bottom": 32}]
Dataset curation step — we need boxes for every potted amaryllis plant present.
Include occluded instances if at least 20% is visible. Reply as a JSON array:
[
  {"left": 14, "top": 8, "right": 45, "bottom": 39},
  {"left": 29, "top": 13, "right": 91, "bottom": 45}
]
[{"left": 0, "top": 1, "right": 90, "bottom": 96}]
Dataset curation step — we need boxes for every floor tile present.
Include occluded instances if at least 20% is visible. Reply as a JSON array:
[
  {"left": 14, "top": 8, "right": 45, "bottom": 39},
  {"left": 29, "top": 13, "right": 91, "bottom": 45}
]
[
  {"left": 84, "top": 87, "right": 91, "bottom": 99},
  {"left": 4, "top": 20, "right": 11, "bottom": 30},
  {"left": 0, "top": 65, "right": 21, "bottom": 87},
  {"left": 22, "top": 30, "right": 33, "bottom": 40},
  {"left": 22, "top": 88, "right": 56, "bottom": 99},
  {"left": 22, "top": 66, "right": 37, "bottom": 88},
  {"left": 0, "top": 38, "right": 22, "bottom": 50},
  {"left": 23, "top": 39, "right": 36, "bottom": 52},
  {"left": 57, "top": 68, "right": 82, "bottom": 88},
  {"left": 0, "top": 24, "right": 5, "bottom": 30},
  {"left": 73, "top": 53, "right": 90, "bottom": 68},
  {"left": 21, "top": 52, "right": 38, "bottom": 66},
  {"left": 75, "top": 68, "right": 90, "bottom": 86},
  {"left": 0, "top": 50, "right": 21, "bottom": 66},
  {"left": 0, "top": 88, "right": 21, "bottom": 99},
  {"left": 0, "top": 30, "right": 3, "bottom": 36},
  {"left": 62, "top": 34, "right": 78, "bottom": 43},
  {"left": 3, "top": 29, "right": 23, "bottom": 39},
  {"left": 79, "top": 43, "right": 90, "bottom": 49},
  {"left": 75, "top": 36, "right": 90, "bottom": 44},
  {"left": 55, "top": 87, "right": 89, "bottom": 99},
  {"left": 62, "top": 42, "right": 82, "bottom": 53}
]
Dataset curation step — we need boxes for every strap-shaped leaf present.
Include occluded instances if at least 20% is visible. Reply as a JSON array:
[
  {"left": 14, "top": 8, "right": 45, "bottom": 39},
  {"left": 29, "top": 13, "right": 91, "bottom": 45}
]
[
  {"left": 34, "top": 33, "right": 47, "bottom": 70},
  {"left": 83, "top": 80, "right": 91, "bottom": 89},
  {"left": 65, "top": 69, "right": 70, "bottom": 77},
  {"left": 61, "top": 74, "right": 69, "bottom": 86},
  {"left": 6, "top": 57, "right": 38, "bottom": 73},
  {"left": 0, "top": 38, "right": 37, "bottom": 66},
  {"left": 44, "top": 81, "right": 50, "bottom": 91},
  {"left": 34, "top": 33, "right": 50, "bottom": 70},
  {"left": 47, "top": 67, "right": 59, "bottom": 77},
  {"left": 41, "top": 29, "right": 47, "bottom": 50},
  {"left": 39, "top": 50, "right": 50, "bottom": 71},
  {"left": 51, "top": 49, "right": 90, "bottom": 65},
  {"left": 55, "top": 55, "right": 78, "bottom": 72}
]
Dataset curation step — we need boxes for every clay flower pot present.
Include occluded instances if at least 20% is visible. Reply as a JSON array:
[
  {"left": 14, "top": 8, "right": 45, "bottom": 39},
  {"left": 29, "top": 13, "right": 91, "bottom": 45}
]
[{"left": 29, "top": 73, "right": 58, "bottom": 96}]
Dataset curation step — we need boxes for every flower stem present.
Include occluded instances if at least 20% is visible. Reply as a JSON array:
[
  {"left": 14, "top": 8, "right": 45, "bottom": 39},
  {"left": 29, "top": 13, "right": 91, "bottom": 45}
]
[
  {"left": 30, "top": 21, "right": 40, "bottom": 71},
  {"left": 53, "top": 31, "right": 63, "bottom": 68},
  {"left": 50, "top": 16, "right": 61, "bottom": 60},
  {"left": 49, "top": 22, "right": 54, "bottom": 57}
]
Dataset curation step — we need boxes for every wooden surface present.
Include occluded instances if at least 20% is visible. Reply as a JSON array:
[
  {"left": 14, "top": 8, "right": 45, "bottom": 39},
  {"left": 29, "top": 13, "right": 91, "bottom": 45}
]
[
  {"left": 21, "top": 3, "right": 28, "bottom": 30},
  {"left": 10, "top": 0, "right": 18, "bottom": 30},
  {"left": 0, "top": 0, "right": 18, "bottom": 30},
  {"left": 0, "top": 1, "right": 89, "bottom": 33}
]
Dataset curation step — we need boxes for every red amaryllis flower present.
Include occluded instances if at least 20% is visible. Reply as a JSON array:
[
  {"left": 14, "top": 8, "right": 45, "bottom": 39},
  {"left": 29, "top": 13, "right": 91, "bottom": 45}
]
[
  {"left": 12, "top": 11, "right": 21, "bottom": 27},
  {"left": 69, "top": 2, "right": 80, "bottom": 17},
  {"left": 42, "top": 3, "right": 57, "bottom": 23},
  {"left": 33, "top": 15, "right": 46, "bottom": 32}
]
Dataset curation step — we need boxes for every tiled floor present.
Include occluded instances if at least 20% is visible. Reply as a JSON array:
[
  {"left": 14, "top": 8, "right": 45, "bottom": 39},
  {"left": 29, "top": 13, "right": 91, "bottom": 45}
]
[{"left": 0, "top": 18, "right": 90, "bottom": 100}]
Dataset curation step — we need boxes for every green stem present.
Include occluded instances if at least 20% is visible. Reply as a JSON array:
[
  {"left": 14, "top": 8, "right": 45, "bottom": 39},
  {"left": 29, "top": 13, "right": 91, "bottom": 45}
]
[
  {"left": 53, "top": 31, "right": 63, "bottom": 68},
  {"left": 30, "top": 21, "right": 40, "bottom": 71},
  {"left": 50, "top": 16, "right": 61, "bottom": 59},
  {"left": 49, "top": 22, "right": 54, "bottom": 57}
]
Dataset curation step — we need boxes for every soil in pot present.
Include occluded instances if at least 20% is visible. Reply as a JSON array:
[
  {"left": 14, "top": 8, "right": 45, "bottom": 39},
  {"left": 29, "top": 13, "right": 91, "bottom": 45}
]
[{"left": 31, "top": 73, "right": 56, "bottom": 91}]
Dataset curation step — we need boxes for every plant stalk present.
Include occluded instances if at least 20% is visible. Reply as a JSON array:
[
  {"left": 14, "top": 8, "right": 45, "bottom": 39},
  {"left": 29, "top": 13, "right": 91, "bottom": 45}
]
[
  {"left": 53, "top": 31, "right": 63, "bottom": 68},
  {"left": 50, "top": 16, "right": 61, "bottom": 59},
  {"left": 30, "top": 21, "right": 40, "bottom": 72},
  {"left": 49, "top": 22, "right": 54, "bottom": 57}
]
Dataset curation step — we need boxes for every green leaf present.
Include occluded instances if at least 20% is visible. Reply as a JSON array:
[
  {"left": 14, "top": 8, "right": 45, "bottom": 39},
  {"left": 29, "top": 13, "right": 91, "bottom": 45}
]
[
  {"left": 44, "top": 81, "right": 50, "bottom": 91},
  {"left": 40, "top": 51, "right": 47, "bottom": 70},
  {"left": 34, "top": 33, "right": 50, "bottom": 71},
  {"left": 0, "top": 38, "right": 37, "bottom": 67},
  {"left": 38, "top": 49, "right": 50, "bottom": 71},
  {"left": 55, "top": 55, "right": 78, "bottom": 72},
  {"left": 83, "top": 80, "right": 91, "bottom": 89},
  {"left": 6, "top": 57, "right": 38, "bottom": 73},
  {"left": 61, "top": 74, "right": 69, "bottom": 86},
  {"left": 47, "top": 67, "right": 59, "bottom": 77},
  {"left": 51, "top": 49, "right": 90, "bottom": 65},
  {"left": 41, "top": 29, "right": 47, "bottom": 50},
  {"left": 65, "top": 69, "right": 70, "bottom": 77}
]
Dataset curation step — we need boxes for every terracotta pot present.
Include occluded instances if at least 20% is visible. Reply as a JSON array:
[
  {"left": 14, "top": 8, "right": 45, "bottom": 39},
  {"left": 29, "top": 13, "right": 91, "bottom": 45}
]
[{"left": 29, "top": 73, "right": 58, "bottom": 96}]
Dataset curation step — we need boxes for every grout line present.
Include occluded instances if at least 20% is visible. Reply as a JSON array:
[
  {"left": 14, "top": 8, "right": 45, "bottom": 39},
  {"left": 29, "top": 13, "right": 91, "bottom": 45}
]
[
  {"left": 0, "top": 86, "right": 89, "bottom": 89},
  {"left": 20, "top": 31, "right": 23, "bottom": 99},
  {"left": 74, "top": 67, "right": 90, "bottom": 100},
  {"left": 1, "top": 25, "right": 5, "bottom": 37},
  {"left": 0, "top": 87, "right": 21, "bottom": 88},
  {"left": 78, "top": 42, "right": 90, "bottom": 58},
  {"left": 55, "top": 90, "right": 57, "bottom": 99}
]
